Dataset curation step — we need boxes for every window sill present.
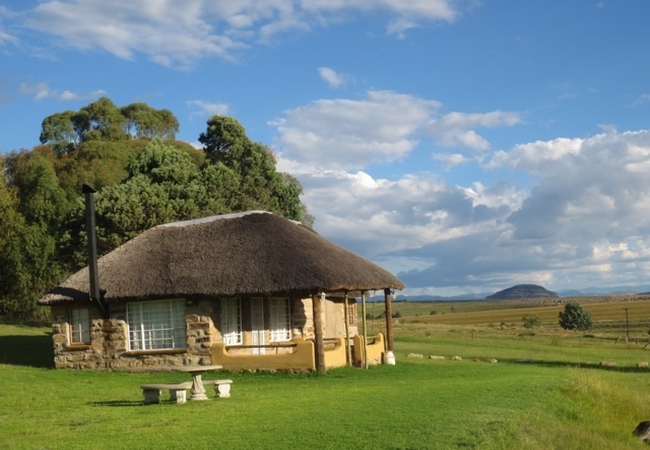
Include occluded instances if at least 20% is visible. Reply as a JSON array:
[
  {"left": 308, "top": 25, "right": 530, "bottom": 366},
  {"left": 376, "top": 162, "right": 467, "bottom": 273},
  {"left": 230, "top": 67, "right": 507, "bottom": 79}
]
[
  {"left": 64, "top": 344, "right": 91, "bottom": 350},
  {"left": 124, "top": 349, "right": 188, "bottom": 356}
]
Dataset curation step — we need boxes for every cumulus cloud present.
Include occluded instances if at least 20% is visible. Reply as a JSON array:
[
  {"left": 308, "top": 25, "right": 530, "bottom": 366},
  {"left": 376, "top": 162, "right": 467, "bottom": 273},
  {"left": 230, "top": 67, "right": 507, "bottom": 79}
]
[
  {"left": 19, "top": 82, "right": 106, "bottom": 101},
  {"left": 399, "top": 130, "right": 650, "bottom": 294},
  {"left": 274, "top": 90, "right": 440, "bottom": 171},
  {"left": 272, "top": 89, "right": 650, "bottom": 295},
  {"left": 427, "top": 111, "right": 523, "bottom": 150},
  {"left": 274, "top": 90, "right": 523, "bottom": 172},
  {"left": 19, "top": 0, "right": 462, "bottom": 67}
]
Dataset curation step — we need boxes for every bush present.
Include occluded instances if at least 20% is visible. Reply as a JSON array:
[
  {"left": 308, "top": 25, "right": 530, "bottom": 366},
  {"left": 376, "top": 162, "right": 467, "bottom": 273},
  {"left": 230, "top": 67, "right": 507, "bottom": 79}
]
[
  {"left": 522, "top": 314, "right": 542, "bottom": 329},
  {"left": 558, "top": 301, "right": 593, "bottom": 331}
]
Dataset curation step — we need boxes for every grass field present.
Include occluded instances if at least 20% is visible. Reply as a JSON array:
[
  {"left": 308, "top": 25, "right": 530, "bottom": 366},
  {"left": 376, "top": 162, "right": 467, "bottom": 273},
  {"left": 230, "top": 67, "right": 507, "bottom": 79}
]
[{"left": 2, "top": 297, "right": 650, "bottom": 449}]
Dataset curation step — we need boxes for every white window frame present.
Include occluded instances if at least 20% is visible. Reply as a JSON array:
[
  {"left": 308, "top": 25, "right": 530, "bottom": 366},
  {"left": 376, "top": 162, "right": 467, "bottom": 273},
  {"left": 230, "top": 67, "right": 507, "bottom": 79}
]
[
  {"left": 126, "top": 299, "right": 186, "bottom": 351},
  {"left": 221, "top": 297, "right": 242, "bottom": 345},
  {"left": 347, "top": 302, "right": 358, "bottom": 326},
  {"left": 69, "top": 308, "right": 90, "bottom": 344},
  {"left": 269, "top": 297, "right": 291, "bottom": 342}
]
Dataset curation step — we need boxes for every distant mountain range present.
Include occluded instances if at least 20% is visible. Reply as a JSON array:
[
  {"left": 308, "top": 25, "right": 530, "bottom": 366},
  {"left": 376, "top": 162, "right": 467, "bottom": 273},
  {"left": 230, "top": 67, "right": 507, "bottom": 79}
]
[{"left": 393, "top": 283, "right": 650, "bottom": 302}]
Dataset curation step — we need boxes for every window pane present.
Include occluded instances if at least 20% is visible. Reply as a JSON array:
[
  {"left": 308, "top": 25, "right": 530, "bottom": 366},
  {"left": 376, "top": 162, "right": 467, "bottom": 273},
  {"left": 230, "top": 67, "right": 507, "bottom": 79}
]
[
  {"left": 127, "top": 299, "right": 186, "bottom": 351},
  {"left": 70, "top": 308, "right": 90, "bottom": 344},
  {"left": 221, "top": 297, "right": 242, "bottom": 345},
  {"left": 269, "top": 298, "right": 291, "bottom": 342},
  {"left": 347, "top": 303, "right": 357, "bottom": 326}
]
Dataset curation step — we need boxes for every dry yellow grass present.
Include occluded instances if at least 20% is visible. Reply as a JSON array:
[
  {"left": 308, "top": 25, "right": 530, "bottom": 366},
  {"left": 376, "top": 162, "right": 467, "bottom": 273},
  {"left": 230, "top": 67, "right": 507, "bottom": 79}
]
[{"left": 395, "top": 296, "right": 650, "bottom": 329}]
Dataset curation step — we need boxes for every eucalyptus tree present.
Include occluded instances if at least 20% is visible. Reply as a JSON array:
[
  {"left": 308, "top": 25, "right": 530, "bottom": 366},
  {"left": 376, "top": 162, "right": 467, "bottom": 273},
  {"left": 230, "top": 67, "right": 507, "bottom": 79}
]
[
  {"left": 39, "top": 98, "right": 181, "bottom": 153},
  {"left": 121, "top": 103, "right": 179, "bottom": 139}
]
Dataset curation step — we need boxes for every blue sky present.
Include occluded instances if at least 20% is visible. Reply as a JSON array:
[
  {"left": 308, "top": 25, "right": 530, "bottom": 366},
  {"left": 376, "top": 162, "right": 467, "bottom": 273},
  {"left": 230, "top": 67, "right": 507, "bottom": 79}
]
[{"left": 2, "top": 0, "right": 650, "bottom": 297}]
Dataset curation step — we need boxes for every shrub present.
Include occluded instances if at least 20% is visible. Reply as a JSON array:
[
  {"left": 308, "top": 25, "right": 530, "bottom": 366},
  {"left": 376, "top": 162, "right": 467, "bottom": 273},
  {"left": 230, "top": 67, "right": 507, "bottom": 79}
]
[
  {"left": 559, "top": 301, "right": 593, "bottom": 331},
  {"left": 522, "top": 314, "right": 542, "bottom": 329}
]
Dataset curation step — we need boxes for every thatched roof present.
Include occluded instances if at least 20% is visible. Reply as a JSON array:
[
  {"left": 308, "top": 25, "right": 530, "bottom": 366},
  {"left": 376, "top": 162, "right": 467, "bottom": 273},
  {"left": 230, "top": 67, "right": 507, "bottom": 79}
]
[{"left": 40, "top": 211, "right": 404, "bottom": 305}]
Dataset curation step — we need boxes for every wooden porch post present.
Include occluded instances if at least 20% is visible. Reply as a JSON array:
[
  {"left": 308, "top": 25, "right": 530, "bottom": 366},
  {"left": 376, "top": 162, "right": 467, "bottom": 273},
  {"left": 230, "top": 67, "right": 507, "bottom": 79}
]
[
  {"left": 384, "top": 288, "right": 396, "bottom": 365},
  {"left": 361, "top": 291, "right": 368, "bottom": 369},
  {"left": 343, "top": 292, "right": 352, "bottom": 367},
  {"left": 312, "top": 293, "right": 326, "bottom": 372}
]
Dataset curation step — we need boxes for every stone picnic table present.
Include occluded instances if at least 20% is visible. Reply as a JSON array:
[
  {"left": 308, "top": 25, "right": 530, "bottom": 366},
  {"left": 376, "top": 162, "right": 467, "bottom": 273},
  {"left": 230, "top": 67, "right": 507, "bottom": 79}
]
[{"left": 170, "top": 364, "right": 223, "bottom": 401}]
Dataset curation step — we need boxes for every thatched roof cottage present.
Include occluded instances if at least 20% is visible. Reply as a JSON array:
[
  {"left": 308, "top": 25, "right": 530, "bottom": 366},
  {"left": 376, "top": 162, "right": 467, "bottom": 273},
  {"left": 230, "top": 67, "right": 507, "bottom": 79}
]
[{"left": 39, "top": 211, "right": 404, "bottom": 371}]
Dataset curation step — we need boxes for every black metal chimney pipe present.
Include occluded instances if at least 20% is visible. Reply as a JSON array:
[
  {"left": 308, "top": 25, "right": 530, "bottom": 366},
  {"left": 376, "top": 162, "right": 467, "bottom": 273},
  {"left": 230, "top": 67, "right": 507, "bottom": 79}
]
[{"left": 83, "top": 184, "right": 109, "bottom": 318}]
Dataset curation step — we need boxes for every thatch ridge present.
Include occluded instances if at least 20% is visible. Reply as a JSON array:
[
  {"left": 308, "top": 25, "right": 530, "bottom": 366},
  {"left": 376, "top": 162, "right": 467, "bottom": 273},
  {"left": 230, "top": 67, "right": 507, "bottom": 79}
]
[{"left": 40, "top": 211, "right": 404, "bottom": 304}]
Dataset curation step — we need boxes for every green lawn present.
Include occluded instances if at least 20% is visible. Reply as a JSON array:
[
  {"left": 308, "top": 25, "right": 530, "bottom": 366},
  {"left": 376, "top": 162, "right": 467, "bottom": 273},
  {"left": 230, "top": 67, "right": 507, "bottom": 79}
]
[{"left": 1, "top": 320, "right": 650, "bottom": 449}]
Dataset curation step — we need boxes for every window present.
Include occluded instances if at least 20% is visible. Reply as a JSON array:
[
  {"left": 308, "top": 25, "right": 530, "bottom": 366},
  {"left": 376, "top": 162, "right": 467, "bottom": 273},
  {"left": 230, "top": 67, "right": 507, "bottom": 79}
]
[
  {"left": 347, "top": 303, "right": 357, "bottom": 326},
  {"left": 127, "top": 299, "right": 186, "bottom": 351},
  {"left": 69, "top": 308, "right": 90, "bottom": 344},
  {"left": 221, "top": 297, "right": 242, "bottom": 345},
  {"left": 269, "top": 297, "right": 291, "bottom": 342}
]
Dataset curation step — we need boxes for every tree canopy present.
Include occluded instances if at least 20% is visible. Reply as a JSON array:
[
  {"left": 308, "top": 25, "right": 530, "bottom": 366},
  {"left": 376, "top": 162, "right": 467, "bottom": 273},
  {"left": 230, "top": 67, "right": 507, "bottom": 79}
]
[
  {"left": 1, "top": 100, "right": 311, "bottom": 321},
  {"left": 39, "top": 97, "right": 179, "bottom": 154}
]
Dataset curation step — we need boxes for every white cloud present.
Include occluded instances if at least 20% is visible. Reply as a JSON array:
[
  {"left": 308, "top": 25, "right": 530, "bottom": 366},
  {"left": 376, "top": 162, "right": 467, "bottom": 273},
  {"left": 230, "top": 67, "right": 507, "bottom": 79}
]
[
  {"left": 0, "top": 6, "right": 20, "bottom": 49},
  {"left": 427, "top": 111, "right": 523, "bottom": 150},
  {"left": 26, "top": 0, "right": 242, "bottom": 69},
  {"left": 274, "top": 90, "right": 439, "bottom": 171},
  {"left": 273, "top": 90, "right": 523, "bottom": 175},
  {"left": 280, "top": 109, "right": 650, "bottom": 295},
  {"left": 21, "top": 0, "right": 463, "bottom": 67},
  {"left": 0, "top": 29, "right": 18, "bottom": 48},
  {"left": 317, "top": 67, "right": 348, "bottom": 88},
  {"left": 486, "top": 136, "right": 583, "bottom": 172},
  {"left": 19, "top": 82, "right": 106, "bottom": 101},
  {"left": 186, "top": 100, "right": 230, "bottom": 119},
  {"left": 432, "top": 152, "right": 469, "bottom": 169}
]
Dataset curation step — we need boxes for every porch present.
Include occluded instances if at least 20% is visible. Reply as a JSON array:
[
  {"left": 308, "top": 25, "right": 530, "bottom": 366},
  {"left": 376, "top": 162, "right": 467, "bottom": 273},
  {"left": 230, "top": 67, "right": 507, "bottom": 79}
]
[{"left": 211, "top": 333, "right": 387, "bottom": 371}]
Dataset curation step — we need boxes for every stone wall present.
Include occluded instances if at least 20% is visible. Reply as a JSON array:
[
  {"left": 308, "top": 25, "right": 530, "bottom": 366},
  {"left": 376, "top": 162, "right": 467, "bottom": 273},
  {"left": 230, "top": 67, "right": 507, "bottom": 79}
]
[
  {"left": 50, "top": 301, "right": 217, "bottom": 370},
  {"left": 48, "top": 295, "right": 352, "bottom": 370}
]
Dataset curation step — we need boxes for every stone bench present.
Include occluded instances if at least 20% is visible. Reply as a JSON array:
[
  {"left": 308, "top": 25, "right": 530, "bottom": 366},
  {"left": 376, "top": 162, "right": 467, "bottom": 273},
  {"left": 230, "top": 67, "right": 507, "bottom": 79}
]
[
  {"left": 203, "top": 379, "right": 233, "bottom": 398},
  {"left": 141, "top": 382, "right": 193, "bottom": 404}
]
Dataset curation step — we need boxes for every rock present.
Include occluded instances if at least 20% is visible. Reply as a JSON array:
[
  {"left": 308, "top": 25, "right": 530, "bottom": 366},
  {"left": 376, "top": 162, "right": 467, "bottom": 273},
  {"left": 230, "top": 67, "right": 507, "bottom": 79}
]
[
  {"left": 634, "top": 421, "right": 650, "bottom": 443},
  {"left": 407, "top": 353, "right": 423, "bottom": 359},
  {"left": 451, "top": 355, "right": 462, "bottom": 361},
  {"left": 599, "top": 361, "right": 617, "bottom": 367}
]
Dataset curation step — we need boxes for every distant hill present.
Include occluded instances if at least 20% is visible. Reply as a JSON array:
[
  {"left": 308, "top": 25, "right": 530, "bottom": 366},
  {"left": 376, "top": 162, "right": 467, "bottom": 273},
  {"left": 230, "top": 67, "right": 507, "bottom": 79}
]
[
  {"left": 394, "top": 293, "right": 490, "bottom": 302},
  {"left": 393, "top": 283, "right": 650, "bottom": 302},
  {"left": 486, "top": 284, "right": 558, "bottom": 300}
]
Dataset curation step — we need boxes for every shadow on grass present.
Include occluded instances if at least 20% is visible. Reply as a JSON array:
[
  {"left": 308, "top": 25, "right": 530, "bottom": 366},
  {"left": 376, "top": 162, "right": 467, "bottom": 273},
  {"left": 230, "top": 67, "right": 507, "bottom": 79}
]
[
  {"left": 89, "top": 400, "right": 144, "bottom": 407},
  {"left": 0, "top": 334, "right": 54, "bottom": 368},
  {"left": 503, "top": 357, "right": 650, "bottom": 373}
]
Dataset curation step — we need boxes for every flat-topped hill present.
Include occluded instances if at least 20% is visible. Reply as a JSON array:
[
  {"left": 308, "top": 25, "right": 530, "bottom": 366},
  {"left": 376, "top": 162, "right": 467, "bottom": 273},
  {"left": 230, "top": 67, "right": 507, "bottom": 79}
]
[{"left": 486, "top": 284, "right": 559, "bottom": 300}]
